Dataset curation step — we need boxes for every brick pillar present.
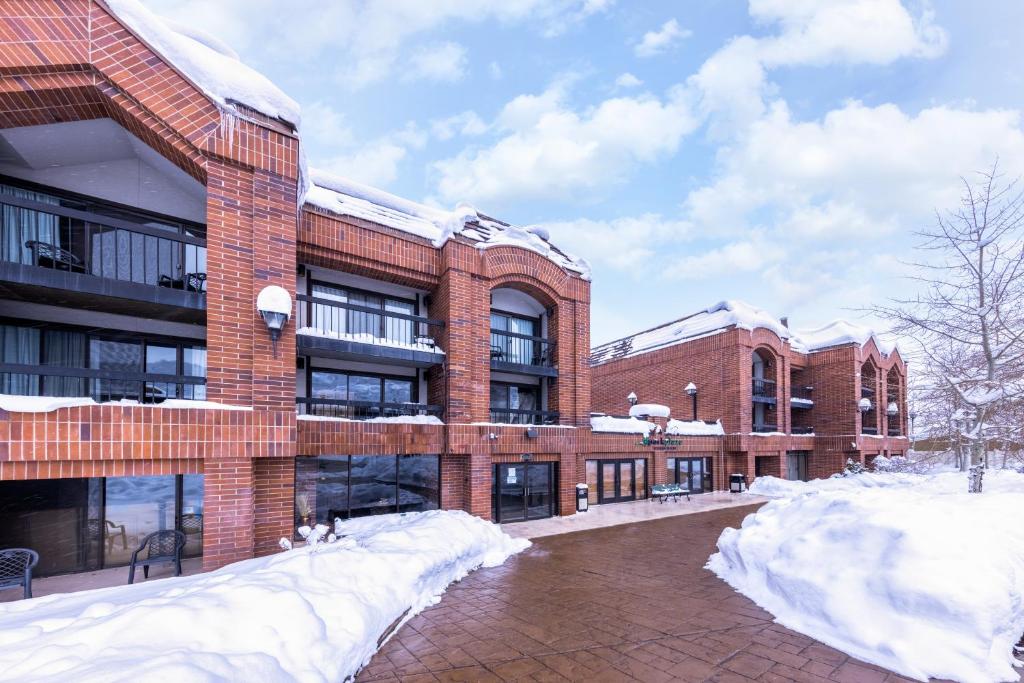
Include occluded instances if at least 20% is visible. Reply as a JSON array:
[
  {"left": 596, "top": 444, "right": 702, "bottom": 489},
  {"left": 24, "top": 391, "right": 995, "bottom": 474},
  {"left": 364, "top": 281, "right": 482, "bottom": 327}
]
[
  {"left": 203, "top": 457, "right": 255, "bottom": 570},
  {"left": 549, "top": 298, "right": 590, "bottom": 427},
  {"left": 436, "top": 243, "right": 489, "bottom": 423},
  {"left": 558, "top": 449, "right": 576, "bottom": 516},
  {"left": 253, "top": 457, "right": 295, "bottom": 556},
  {"left": 465, "top": 449, "right": 492, "bottom": 519},
  {"left": 440, "top": 453, "right": 468, "bottom": 511},
  {"left": 653, "top": 449, "right": 669, "bottom": 485}
]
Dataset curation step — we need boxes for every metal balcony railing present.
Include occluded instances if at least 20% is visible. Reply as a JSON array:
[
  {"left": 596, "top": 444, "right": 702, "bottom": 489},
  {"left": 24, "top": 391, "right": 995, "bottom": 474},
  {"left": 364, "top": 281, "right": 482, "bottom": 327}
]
[
  {"left": 297, "top": 397, "right": 443, "bottom": 420},
  {"left": 488, "top": 408, "right": 559, "bottom": 425},
  {"left": 1, "top": 194, "right": 206, "bottom": 292},
  {"left": 791, "top": 426, "right": 814, "bottom": 434},
  {"left": 0, "top": 364, "right": 206, "bottom": 402},
  {"left": 295, "top": 294, "right": 443, "bottom": 348},
  {"left": 489, "top": 329, "right": 555, "bottom": 367},
  {"left": 791, "top": 384, "right": 814, "bottom": 401},
  {"left": 752, "top": 423, "right": 779, "bottom": 433},
  {"left": 752, "top": 377, "right": 776, "bottom": 399},
  {"left": 887, "top": 427, "right": 902, "bottom": 436},
  {"left": 862, "top": 426, "right": 879, "bottom": 435}
]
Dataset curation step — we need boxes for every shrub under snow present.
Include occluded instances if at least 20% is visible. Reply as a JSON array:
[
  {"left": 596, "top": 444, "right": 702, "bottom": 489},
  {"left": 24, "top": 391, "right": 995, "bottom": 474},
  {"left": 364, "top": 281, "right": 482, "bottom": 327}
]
[
  {"left": 0, "top": 510, "right": 529, "bottom": 683},
  {"left": 710, "top": 471, "right": 1024, "bottom": 683}
]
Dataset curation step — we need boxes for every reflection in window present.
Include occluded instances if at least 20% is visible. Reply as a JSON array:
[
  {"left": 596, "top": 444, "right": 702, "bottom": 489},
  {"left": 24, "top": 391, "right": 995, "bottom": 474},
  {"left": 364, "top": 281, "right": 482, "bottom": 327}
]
[
  {"left": 103, "top": 475, "right": 177, "bottom": 566},
  {"left": 293, "top": 455, "right": 440, "bottom": 528}
]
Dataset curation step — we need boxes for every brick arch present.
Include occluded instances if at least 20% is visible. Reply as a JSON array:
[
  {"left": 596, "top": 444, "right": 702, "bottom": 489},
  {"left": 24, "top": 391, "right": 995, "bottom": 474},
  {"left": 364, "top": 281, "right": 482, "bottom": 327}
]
[
  {"left": 487, "top": 273, "right": 560, "bottom": 312},
  {"left": 481, "top": 246, "right": 577, "bottom": 302}
]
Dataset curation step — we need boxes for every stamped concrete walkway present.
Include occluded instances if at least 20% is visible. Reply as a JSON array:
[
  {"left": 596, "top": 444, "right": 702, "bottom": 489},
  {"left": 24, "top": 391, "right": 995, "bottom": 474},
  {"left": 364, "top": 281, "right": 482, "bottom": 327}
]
[{"left": 358, "top": 504, "right": 929, "bottom": 683}]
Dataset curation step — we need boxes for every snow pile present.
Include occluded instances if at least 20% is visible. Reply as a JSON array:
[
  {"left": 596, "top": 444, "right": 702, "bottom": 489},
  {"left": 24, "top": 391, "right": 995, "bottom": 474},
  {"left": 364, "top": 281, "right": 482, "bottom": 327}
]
[
  {"left": 295, "top": 327, "right": 444, "bottom": 354},
  {"left": 0, "top": 395, "right": 251, "bottom": 413},
  {"left": 710, "top": 471, "right": 1024, "bottom": 683},
  {"left": 298, "top": 414, "right": 443, "bottom": 425},
  {"left": 629, "top": 403, "right": 671, "bottom": 418},
  {"left": 590, "top": 415, "right": 657, "bottom": 434},
  {"left": 305, "top": 170, "right": 590, "bottom": 280},
  {"left": 0, "top": 510, "right": 529, "bottom": 683},
  {"left": 791, "top": 319, "right": 896, "bottom": 355},
  {"left": 666, "top": 419, "right": 725, "bottom": 436},
  {"left": 104, "top": 0, "right": 300, "bottom": 127}
]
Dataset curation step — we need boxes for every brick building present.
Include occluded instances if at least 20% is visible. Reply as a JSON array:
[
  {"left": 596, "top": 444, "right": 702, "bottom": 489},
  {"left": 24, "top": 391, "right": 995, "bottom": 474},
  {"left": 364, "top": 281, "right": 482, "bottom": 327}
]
[
  {"left": 0, "top": 1, "right": 907, "bottom": 584},
  {"left": 591, "top": 301, "right": 910, "bottom": 488}
]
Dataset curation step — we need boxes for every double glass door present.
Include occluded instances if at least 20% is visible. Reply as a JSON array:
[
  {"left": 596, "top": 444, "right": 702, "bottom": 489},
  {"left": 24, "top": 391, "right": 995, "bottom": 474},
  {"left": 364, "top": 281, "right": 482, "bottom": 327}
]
[
  {"left": 594, "top": 459, "right": 646, "bottom": 504},
  {"left": 668, "top": 457, "right": 712, "bottom": 493},
  {"left": 493, "top": 463, "right": 554, "bottom": 523}
]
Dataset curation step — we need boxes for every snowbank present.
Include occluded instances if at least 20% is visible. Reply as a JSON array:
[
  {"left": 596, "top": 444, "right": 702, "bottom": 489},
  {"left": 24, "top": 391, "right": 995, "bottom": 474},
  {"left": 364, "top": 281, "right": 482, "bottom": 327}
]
[
  {"left": 628, "top": 403, "right": 671, "bottom": 418},
  {"left": 710, "top": 471, "right": 1024, "bottom": 682},
  {"left": 0, "top": 510, "right": 528, "bottom": 683},
  {"left": 0, "top": 395, "right": 252, "bottom": 413},
  {"left": 590, "top": 415, "right": 657, "bottom": 434},
  {"left": 666, "top": 419, "right": 725, "bottom": 436}
]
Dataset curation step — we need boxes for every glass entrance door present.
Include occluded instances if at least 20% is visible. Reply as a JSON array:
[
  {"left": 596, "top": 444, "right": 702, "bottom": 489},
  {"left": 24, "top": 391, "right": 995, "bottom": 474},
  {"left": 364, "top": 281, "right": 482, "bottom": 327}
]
[
  {"left": 494, "top": 463, "right": 554, "bottom": 522},
  {"left": 669, "top": 457, "right": 712, "bottom": 493},
  {"left": 597, "top": 460, "right": 644, "bottom": 503}
]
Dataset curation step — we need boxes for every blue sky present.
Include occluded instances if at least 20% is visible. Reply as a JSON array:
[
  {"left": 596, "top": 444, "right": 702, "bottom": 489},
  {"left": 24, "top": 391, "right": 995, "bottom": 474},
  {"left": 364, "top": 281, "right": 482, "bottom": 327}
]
[{"left": 146, "top": 0, "right": 1024, "bottom": 345}]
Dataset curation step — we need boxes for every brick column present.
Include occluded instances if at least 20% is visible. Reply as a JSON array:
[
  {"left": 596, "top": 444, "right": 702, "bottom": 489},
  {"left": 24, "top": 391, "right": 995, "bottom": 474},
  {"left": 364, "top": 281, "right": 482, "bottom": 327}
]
[
  {"left": 203, "top": 457, "right": 255, "bottom": 570},
  {"left": 254, "top": 457, "right": 295, "bottom": 556},
  {"left": 465, "top": 449, "right": 492, "bottom": 518},
  {"left": 557, "top": 449, "right": 576, "bottom": 516}
]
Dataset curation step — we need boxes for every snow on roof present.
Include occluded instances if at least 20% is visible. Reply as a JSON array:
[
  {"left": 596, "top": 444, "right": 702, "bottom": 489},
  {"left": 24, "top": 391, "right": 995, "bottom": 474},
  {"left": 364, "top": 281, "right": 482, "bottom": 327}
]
[
  {"left": 629, "top": 403, "right": 671, "bottom": 418},
  {"left": 591, "top": 300, "right": 895, "bottom": 364},
  {"left": 0, "top": 395, "right": 252, "bottom": 413},
  {"left": 666, "top": 419, "right": 725, "bottom": 436},
  {"left": 590, "top": 415, "right": 658, "bottom": 434},
  {"left": 305, "top": 169, "right": 591, "bottom": 280},
  {"left": 104, "top": 0, "right": 300, "bottom": 128}
]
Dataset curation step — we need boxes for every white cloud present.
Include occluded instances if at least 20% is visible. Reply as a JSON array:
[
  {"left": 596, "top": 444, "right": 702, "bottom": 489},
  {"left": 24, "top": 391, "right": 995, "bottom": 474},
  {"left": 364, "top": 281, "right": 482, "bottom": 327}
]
[
  {"left": 667, "top": 236, "right": 786, "bottom": 280},
  {"left": 634, "top": 18, "right": 691, "bottom": 58},
  {"left": 431, "top": 111, "right": 489, "bottom": 140},
  {"left": 614, "top": 72, "right": 643, "bottom": 89},
  {"left": 539, "top": 214, "right": 691, "bottom": 271},
  {"left": 431, "top": 81, "right": 698, "bottom": 204},
  {"left": 313, "top": 122, "right": 427, "bottom": 188},
  {"left": 403, "top": 42, "right": 468, "bottom": 83},
  {"left": 145, "top": 0, "right": 608, "bottom": 88}
]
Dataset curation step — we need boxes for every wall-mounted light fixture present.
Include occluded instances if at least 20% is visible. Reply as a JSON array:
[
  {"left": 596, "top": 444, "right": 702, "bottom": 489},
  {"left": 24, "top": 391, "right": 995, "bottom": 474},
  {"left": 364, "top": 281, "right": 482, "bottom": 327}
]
[
  {"left": 685, "top": 382, "right": 698, "bottom": 421},
  {"left": 524, "top": 428, "right": 538, "bottom": 439},
  {"left": 627, "top": 391, "right": 638, "bottom": 407},
  {"left": 858, "top": 397, "right": 872, "bottom": 413},
  {"left": 256, "top": 285, "right": 292, "bottom": 358}
]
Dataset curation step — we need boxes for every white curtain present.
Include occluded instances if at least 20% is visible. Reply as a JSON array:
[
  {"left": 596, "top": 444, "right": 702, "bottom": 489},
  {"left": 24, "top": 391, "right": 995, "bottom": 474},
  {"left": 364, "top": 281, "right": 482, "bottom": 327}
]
[
  {"left": 0, "top": 325, "right": 40, "bottom": 394},
  {"left": 1, "top": 184, "right": 60, "bottom": 265}
]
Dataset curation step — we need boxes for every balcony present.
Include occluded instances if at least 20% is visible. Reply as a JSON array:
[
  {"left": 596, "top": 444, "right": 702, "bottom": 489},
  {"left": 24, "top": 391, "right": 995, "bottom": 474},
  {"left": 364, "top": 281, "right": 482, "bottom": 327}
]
[
  {"left": 0, "top": 364, "right": 206, "bottom": 403},
  {"left": 296, "top": 397, "right": 442, "bottom": 420},
  {"left": 0, "top": 192, "right": 206, "bottom": 318},
  {"left": 790, "top": 384, "right": 814, "bottom": 410},
  {"left": 791, "top": 426, "right": 814, "bottom": 434},
  {"left": 295, "top": 294, "right": 445, "bottom": 368},
  {"left": 488, "top": 408, "right": 559, "bottom": 425},
  {"left": 489, "top": 329, "right": 557, "bottom": 377},
  {"left": 862, "top": 426, "right": 879, "bottom": 435},
  {"left": 752, "top": 378, "right": 777, "bottom": 403},
  {"left": 887, "top": 427, "right": 902, "bottom": 437},
  {"left": 752, "top": 423, "right": 779, "bottom": 433}
]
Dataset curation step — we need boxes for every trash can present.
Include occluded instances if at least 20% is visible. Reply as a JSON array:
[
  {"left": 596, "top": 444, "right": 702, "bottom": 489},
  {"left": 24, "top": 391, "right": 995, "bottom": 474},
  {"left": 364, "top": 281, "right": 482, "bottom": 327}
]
[
  {"left": 729, "top": 473, "right": 747, "bottom": 493},
  {"left": 576, "top": 483, "right": 589, "bottom": 512}
]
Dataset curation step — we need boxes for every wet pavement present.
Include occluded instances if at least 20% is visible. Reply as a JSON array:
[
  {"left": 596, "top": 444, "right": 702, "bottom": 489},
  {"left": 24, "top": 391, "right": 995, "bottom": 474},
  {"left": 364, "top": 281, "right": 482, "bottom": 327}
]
[{"left": 357, "top": 504, "right": 923, "bottom": 682}]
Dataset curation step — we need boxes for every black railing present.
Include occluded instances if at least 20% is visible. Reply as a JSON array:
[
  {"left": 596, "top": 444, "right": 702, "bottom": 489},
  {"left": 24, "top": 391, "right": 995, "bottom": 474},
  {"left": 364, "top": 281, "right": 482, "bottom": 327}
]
[
  {"left": 752, "top": 378, "right": 776, "bottom": 398},
  {"left": 752, "top": 423, "right": 779, "bottom": 433},
  {"left": 488, "top": 408, "right": 559, "bottom": 425},
  {"left": 0, "top": 364, "right": 206, "bottom": 402},
  {"left": 887, "top": 427, "right": 902, "bottom": 436},
  {"left": 297, "top": 397, "right": 443, "bottom": 420},
  {"left": 791, "top": 384, "right": 814, "bottom": 401},
  {"left": 295, "top": 294, "right": 443, "bottom": 348},
  {"left": 862, "top": 426, "right": 879, "bottom": 435},
  {"left": 489, "top": 329, "right": 555, "bottom": 367},
  {"left": 791, "top": 426, "right": 814, "bottom": 434},
  {"left": 1, "top": 194, "right": 206, "bottom": 292}
]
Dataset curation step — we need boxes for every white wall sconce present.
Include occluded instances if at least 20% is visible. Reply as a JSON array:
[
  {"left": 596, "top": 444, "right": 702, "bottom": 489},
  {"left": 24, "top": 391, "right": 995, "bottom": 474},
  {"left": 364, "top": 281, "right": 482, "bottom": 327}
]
[{"left": 256, "top": 285, "right": 292, "bottom": 358}]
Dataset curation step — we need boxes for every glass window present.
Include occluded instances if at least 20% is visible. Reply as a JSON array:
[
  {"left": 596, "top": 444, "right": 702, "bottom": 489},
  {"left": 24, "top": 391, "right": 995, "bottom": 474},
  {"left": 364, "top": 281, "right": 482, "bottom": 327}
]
[
  {"left": 666, "top": 458, "right": 677, "bottom": 485},
  {"left": 311, "top": 371, "right": 348, "bottom": 400},
  {"left": 384, "top": 298, "right": 415, "bottom": 344},
  {"left": 348, "top": 375, "right": 380, "bottom": 402},
  {"left": 384, "top": 378, "right": 413, "bottom": 405},
  {"left": 103, "top": 475, "right": 177, "bottom": 567},
  {"left": 398, "top": 455, "right": 439, "bottom": 513},
  {"left": 585, "top": 460, "right": 598, "bottom": 504},
  {"left": 183, "top": 346, "right": 207, "bottom": 400},
  {"left": 490, "top": 383, "right": 509, "bottom": 409},
  {"left": 634, "top": 459, "right": 647, "bottom": 499},
  {"left": 90, "top": 339, "right": 141, "bottom": 401},
  {"left": 144, "top": 344, "right": 176, "bottom": 403},
  {"left": 349, "top": 456, "right": 398, "bottom": 518},
  {"left": 0, "top": 324, "right": 40, "bottom": 395},
  {"left": 42, "top": 329, "right": 86, "bottom": 397},
  {"left": 490, "top": 313, "right": 508, "bottom": 331},
  {"left": 181, "top": 475, "right": 204, "bottom": 557}
]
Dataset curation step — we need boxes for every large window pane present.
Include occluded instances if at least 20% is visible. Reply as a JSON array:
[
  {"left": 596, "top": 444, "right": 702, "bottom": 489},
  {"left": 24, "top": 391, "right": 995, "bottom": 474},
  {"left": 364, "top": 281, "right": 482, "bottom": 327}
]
[
  {"left": 398, "top": 455, "right": 439, "bottom": 513},
  {"left": 349, "top": 456, "right": 397, "bottom": 518},
  {"left": 634, "top": 459, "right": 646, "bottom": 499},
  {"left": 383, "top": 378, "right": 413, "bottom": 405},
  {"left": 181, "top": 475, "right": 204, "bottom": 558},
  {"left": 666, "top": 458, "right": 677, "bottom": 485},
  {"left": 489, "top": 383, "right": 508, "bottom": 409},
  {"left": 183, "top": 346, "right": 207, "bottom": 400},
  {"left": 90, "top": 339, "right": 141, "bottom": 402},
  {"left": 42, "top": 329, "right": 86, "bottom": 397},
  {"left": 384, "top": 298, "right": 415, "bottom": 344},
  {"left": 0, "top": 324, "right": 40, "bottom": 395},
  {"left": 585, "top": 460, "right": 598, "bottom": 504},
  {"left": 144, "top": 344, "right": 176, "bottom": 402},
  {"left": 297, "top": 455, "right": 350, "bottom": 525},
  {"left": 103, "top": 476, "right": 176, "bottom": 567},
  {"left": 0, "top": 478, "right": 97, "bottom": 577}
]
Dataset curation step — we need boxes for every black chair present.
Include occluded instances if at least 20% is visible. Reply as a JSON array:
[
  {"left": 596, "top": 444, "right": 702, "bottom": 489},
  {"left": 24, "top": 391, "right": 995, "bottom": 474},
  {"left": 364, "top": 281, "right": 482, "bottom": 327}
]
[
  {"left": 490, "top": 344, "right": 505, "bottom": 361},
  {"left": 0, "top": 548, "right": 39, "bottom": 599},
  {"left": 128, "top": 530, "right": 185, "bottom": 584}
]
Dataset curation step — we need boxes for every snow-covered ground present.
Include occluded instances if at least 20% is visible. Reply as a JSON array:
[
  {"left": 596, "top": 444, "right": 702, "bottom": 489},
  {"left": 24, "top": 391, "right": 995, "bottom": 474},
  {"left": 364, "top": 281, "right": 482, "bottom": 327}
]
[
  {"left": 708, "top": 470, "right": 1024, "bottom": 683},
  {"left": 0, "top": 511, "right": 529, "bottom": 683}
]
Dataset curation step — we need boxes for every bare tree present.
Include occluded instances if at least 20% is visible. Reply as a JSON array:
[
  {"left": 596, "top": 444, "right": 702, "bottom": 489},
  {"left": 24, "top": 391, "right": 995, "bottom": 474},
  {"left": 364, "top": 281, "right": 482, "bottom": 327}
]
[{"left": 875, "top": 160, "right": 1024, "bottom": 492}]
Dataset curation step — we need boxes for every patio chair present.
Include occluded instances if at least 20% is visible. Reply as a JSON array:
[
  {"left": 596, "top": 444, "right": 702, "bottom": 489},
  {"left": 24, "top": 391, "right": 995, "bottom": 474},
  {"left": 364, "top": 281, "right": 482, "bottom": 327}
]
[
  {"left": 489, "top": 344, "right": 505, "bottom": 361},
  {"left": 0, "top": 548, "right": 39, "bottom": 599},
  {"left": 25, "top": 240, "right": 86, "bottom": 273},
  {"left": 88, "top": 518, "right": 128, "bottom": 554},
  {"left": 128, "top": 530, "right": 185, "bottom": 584}
]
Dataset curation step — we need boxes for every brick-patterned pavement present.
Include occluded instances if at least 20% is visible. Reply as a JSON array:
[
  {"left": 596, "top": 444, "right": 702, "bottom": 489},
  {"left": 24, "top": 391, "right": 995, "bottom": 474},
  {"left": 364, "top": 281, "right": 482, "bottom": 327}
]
[{"left": 358, "top": 504, "right": 936, "bottom": 682}]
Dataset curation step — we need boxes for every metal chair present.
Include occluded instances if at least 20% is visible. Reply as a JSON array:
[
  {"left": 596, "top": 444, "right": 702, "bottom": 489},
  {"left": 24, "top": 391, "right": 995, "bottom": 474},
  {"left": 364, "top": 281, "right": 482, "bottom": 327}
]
[
  {"left": 128, "top": 530, "right": 185, "bottom": 584},
  {"left": 0, "top": 548, "right": 39, "bottom": 599}
]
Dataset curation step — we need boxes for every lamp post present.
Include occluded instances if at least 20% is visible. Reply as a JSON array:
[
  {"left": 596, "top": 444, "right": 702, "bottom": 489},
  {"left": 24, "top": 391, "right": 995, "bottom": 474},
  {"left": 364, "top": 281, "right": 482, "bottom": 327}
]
[
  {"left": 686, "top": 382, "right": 698, "bottom": 421},
  {"left": 256, "top": 285, "right": 292, "bottom": 358},
  {"left": 909, "top": 410, "right": 917, "bottom": 451}
]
